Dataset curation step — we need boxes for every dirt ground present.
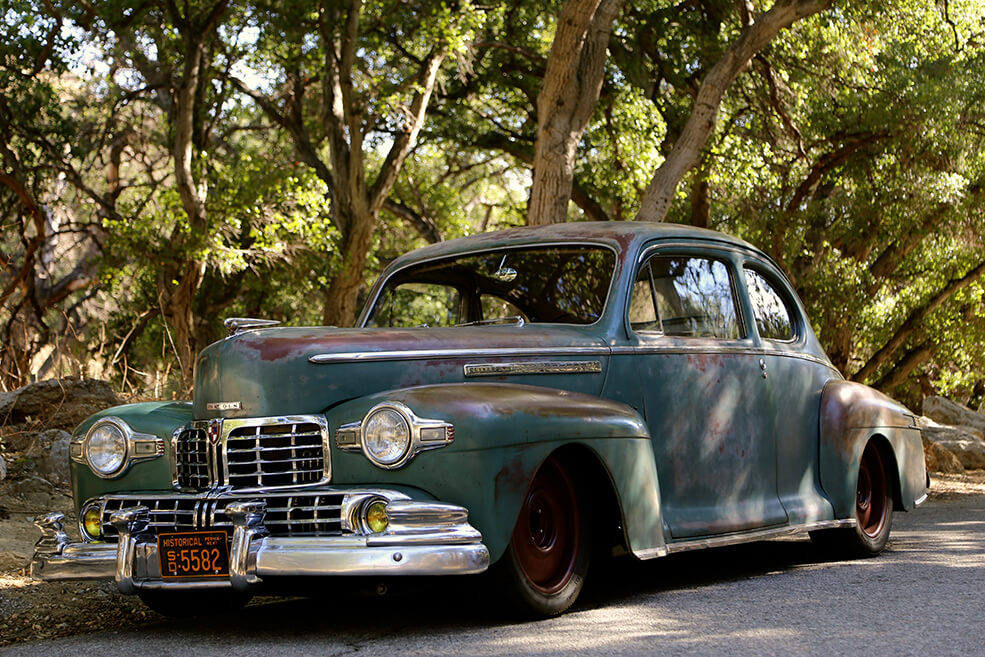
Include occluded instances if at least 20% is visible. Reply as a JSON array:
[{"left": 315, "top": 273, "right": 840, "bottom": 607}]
[{"left": 1, "top": 472, "right": 984, "bottom": 648}]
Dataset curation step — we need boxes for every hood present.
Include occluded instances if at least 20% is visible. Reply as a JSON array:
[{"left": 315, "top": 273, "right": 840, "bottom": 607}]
[{"left": 193, "top": 325, "right": 610, "bottom": 419}]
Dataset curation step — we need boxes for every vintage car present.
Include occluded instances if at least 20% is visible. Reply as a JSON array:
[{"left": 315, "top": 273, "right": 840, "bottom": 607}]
[{"left": 32, "top": 222, "right": 927, "bottom": 617}]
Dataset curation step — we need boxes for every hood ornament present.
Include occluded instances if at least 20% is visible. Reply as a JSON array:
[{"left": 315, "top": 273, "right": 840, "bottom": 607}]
[{"left": 224, "top": 317, "right": 282, "bottom": 335}]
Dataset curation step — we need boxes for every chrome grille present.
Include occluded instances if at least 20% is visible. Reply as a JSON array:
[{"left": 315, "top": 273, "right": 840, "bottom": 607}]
[
  {"left": 174, "top": 428, "right": 212, "bottom": 489},
  {"left": 171, "top": 415, "right": 330, "bottom": 491},
  {"left": 100, "top": 492, "right": 345, "bottom": 540},
  {"left": 226, "top": 421, "right": 325, "bottom": 488}
]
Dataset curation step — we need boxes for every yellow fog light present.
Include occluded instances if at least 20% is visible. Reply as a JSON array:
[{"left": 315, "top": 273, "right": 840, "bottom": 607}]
[
  {"left": 365, "top": 500, "right": 389, "bottom": 533},
  {"left": 81, "top": 504, "right": 103, "bottom": 539}
]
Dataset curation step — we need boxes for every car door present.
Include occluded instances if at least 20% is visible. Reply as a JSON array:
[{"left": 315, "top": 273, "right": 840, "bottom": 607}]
[
  {"left": 741, "top": 261, "right": 839, "bottom": 525},
  {"left": 629, "top": 246, "right": 788, "bottom": 539}
]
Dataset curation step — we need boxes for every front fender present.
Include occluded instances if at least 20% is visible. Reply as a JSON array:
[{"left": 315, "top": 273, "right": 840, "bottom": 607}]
[
  {"left": 70, "top": 402, "right": 193, "bottom": 514},
  {"left": 326, "top": 383, "right": 665, "bottom": 562},
  {"left": 819, "top": 381, "right": 927, "bottom": 518}
]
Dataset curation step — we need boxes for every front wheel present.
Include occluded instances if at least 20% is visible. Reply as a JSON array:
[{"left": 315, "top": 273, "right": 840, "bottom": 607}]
[
  {"left": 811, "top": 441, "right": 893, "bottom": 557},
  {"left": 498, "top": 455, "right": 590, "bottom": 617}
]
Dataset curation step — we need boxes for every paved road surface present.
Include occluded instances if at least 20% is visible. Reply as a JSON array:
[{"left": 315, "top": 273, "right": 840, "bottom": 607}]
[{"left": 3, "top": 495, "right": 983, "bottom": 656}]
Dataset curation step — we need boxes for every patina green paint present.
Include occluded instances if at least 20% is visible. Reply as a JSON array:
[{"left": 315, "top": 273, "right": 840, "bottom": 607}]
[
  {"left": 325, "top": 382, "right": 655, "bottom": 560},
  {"left": 819, "top": 381, "right": 926, "bottom": 517},
  {"left": 70, "top": 402, "right": 192, "bottom": 514}
]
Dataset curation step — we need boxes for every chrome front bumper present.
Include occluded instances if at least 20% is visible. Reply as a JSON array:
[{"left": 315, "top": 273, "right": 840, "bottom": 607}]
[{"left": 31, "top": 497, "right": 490, "bottom": 593}]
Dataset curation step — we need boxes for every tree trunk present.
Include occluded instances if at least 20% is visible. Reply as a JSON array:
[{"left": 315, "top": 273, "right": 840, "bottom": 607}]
[
  {"left": 321, "top": 209, "right": 377, "bottom": 326},
  {"left": 528, "top": 0, "right": 623, "bottom": 226},
  {"left": 155, "top": 1, "right": 228, "bottom": 392},
  {"left": 635, "top": 0, "right": 832, "bottom": 222}
]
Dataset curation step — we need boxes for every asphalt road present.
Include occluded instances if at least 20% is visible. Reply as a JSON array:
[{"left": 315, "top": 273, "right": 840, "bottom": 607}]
[{"left": 3, "top": 494, "right": 983, "bottom": 657}]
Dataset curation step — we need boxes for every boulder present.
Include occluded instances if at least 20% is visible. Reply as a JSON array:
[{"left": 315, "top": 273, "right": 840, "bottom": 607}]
[
  {"left": 922, "top": 396, "right": 985, "bottom": 436},
  {"left": 33, "top": 429, "right": 72, "bottom": 485},
  {"left": 0, "top": 377, "right": 120, "bottom": 437},
  {"left": 921, "top": 432, "right": 964, "bottom": 474},
  {"left": 921, "top": 421, "right": 985, "bottom": 470}
]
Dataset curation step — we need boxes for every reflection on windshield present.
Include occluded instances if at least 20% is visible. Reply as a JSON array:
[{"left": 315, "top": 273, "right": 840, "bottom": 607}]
[{"left": 366, "top": 246, "right": 616, "bottom": 328}]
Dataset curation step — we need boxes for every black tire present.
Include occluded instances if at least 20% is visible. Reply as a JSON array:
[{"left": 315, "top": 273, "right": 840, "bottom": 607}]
[
  {"left": 498, "top": 455, "right": 590, "bottom": 618},
  {"left": 811, "top": 441, "right": 893, "bottom": 557},
  {"left": 137, "top": 588, "right": 252, "bottom": 617}
]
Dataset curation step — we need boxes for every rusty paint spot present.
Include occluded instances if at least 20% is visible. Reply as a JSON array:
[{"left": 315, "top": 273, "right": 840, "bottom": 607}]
[{"left": 494, "top": 455, "right": 528, "bottom": 502}]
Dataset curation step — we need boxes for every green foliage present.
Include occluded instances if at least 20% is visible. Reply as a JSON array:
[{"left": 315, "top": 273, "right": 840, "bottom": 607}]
[{"left": 4, "top": 0, "right": 985, "bottom": 405}]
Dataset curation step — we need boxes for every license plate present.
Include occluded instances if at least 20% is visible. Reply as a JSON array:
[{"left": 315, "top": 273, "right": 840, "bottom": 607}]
[{"left": 158, "top": 531, "right": 230, "bottom": 579}]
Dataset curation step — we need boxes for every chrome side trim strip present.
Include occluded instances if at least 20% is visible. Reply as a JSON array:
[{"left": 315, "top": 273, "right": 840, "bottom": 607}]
[
  {"left": 310, "top": 346, "right": 609, "bottom": 364},
  {"left": 664, "top": 519, "right": 857, "bottom": 554},
  {"left": 464, "top": 360, "right": 603, "bottom": 377},
  {"left": 608, "top": 344, "right": 837, "bottom": 371},
  {"left": 914, "top": 493, "right": 928, "bottom": 507}
]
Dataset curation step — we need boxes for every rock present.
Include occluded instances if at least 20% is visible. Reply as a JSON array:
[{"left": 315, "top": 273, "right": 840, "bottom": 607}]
[
  {"left": 0, "top": 378, "right": 120, "bottom": 444},
  {"left": 0, "top": 551, "right": 28, "bottom": 572},
  {"left": 0, "top": 454, "right": 6, "bottom": 483},
  {"left": 2, "top": 477, "right": 58, "bottom": 510},
  {"left": 35, "top": 429, "right": 72, "bottom": 485},
  {"left": 921, "top": 422, "right": 985, "bottom": 470},
  {"left": 922, "top": 396, "right": 985, "bottom": 436},
  {"left": 922, "top": 432, "right": 964, "bottom": 474}
]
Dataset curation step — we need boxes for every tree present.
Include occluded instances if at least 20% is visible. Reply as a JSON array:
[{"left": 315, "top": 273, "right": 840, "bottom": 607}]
[
  {"left": 634, "top": 0, "right": 833, "bottom": 222},
  {"left": 235, "top": 0, "right": 481, "bottom": 326},
  {"left": 527, "top": 0, "right": 623, "bottom": 225}
]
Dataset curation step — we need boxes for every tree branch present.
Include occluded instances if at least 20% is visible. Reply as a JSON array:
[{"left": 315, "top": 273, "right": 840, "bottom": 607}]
[
  {"left": 852, "top": 259, "right": 985, "bottom": 383},
  {"left": 636, "top": 0, "right": 834, "bottom": 222}
]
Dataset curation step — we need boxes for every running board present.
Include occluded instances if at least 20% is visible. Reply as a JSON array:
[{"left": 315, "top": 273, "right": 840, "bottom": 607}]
[{"left": 632, "top": 519, "right": 856, "bottom": 560}]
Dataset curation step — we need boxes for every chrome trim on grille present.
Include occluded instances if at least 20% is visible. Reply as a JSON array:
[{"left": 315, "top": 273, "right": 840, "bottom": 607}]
[{"left": 171, "top": 415, "right": 331, "bottom": 492}]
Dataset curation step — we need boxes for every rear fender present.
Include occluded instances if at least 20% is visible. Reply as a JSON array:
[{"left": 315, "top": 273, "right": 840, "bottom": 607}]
[{"left": 819, "top": 381, "right": 927, "bottom": 518}]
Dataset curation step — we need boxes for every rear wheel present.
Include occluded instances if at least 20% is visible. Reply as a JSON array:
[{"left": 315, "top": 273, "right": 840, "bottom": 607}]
[
  {"left": 811, "top": 441, "right": 893, "bottom": 557},
  {"left": 137, "top": 589, "right": 252, "bottom": 617},
  {"left": 499, "top": 455, "right": 590, "bottom": 617}
]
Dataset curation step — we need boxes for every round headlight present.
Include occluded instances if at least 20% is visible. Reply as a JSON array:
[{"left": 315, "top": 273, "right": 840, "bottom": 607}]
[
  {"left": 362, "top": 407, "right": 411, "bottom": 467},
  {"left": 85, "top": 420, "right": 129, "bottom": 478}
]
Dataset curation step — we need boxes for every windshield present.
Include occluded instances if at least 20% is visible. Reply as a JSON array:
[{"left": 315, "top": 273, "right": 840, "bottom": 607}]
[{"left": 365, "top": 245, "right": 616, "bottom": 328}]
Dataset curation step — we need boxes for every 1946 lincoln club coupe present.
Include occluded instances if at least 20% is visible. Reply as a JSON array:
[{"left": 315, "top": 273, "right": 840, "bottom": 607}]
[{"left": 32, "top": 222, "right": 927, "bottom": 617}]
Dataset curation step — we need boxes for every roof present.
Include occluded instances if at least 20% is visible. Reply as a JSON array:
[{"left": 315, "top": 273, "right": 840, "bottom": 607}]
[{"left": 387, "top": 221, "right": 763, "bottom": 270}]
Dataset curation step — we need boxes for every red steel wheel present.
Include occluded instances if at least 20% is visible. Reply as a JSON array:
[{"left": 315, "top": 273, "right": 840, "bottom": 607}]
[
  {"left": 811, "top": 439, "right": 894, "bottom": 557},
  {"left": 511, "top": 457, "right": 581, "bottom": 594},
  {"left": 856, "top": 442, "right": 888, "bottom": 538},
  {"left": 500, "top": 455, "right": 590, "bottom": 617}
]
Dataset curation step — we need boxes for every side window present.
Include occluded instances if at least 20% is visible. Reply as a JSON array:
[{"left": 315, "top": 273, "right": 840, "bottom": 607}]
[
  {"left": 633, "top": 256, "right": 741, "bottom": 339},
  {"left": 629, "top": 264, "right": 661, "bottom": 331},
  {"left": 744, "top": 269, "right": 795, "bottom": 341}
]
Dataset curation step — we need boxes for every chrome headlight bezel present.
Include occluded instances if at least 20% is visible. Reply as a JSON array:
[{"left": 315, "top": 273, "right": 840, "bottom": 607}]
[
  {"left": 336, "top": 402, "right": 454, "bottom": 470},
  {"left": 362, "top": 405, "right": 412, "bottom": 467},
  {"left": 82, "top": 418, "right": 130, "bottom": 478},
  {"left": 71, "top": 417, "right": 165, "bottom": 479}
]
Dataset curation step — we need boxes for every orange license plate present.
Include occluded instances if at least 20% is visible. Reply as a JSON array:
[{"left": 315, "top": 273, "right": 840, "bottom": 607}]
[{"left": 158, "top": 531, "right": 230, "bottom": 579}]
